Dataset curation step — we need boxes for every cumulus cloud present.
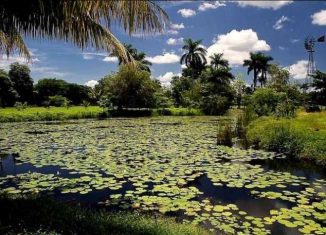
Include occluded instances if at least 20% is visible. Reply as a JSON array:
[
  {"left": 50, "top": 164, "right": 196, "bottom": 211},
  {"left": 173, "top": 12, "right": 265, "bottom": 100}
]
[
  {"left": 311, "top": 9, "right": 326, "bottom": 25},
  {"left": 146, "top": 52, "right": 180, "bottom": 64},
  {"left": 102, "top": 56, "right": 118, "bottom": 63},
  {"left": 167, "top": 37, "right": 184, "bottom": 46},
  {"left": 178, "top": 8, "right": 196, "bottom": 18},
  {"left": 207, "top": 29, "right": 271, "bottom": 66},
  {"left": 273, "top": 16, "right": 290, "bottom": 30},
  {"left": 85, "top": 80, "right": 99, "bottom": 88},
  {"left": 157, "top": 72, "right": 181, "bottom": 86},
  {"left": 287, "top": 60, "right": 308, "bottom": 79},
  {"left": 170, "top": 23, "right": 185, "bottom": 30},
  {"left": 198, "top": 1, "right": 226, "bottom": 11},
  {"left": 236, "top": 1, "right": 293, "bottom": 10}
]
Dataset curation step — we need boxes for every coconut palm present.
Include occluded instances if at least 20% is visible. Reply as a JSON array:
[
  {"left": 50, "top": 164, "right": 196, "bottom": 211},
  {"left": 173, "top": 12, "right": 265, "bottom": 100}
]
[
  {"left": 180, "top": 39, "right": 207, "bottom": 70},
  {"left": 209, "top": 53, "right": 229, "bottom": 70},
  {"left": 0, "top": 0, "right": 168, "bottom": 63},
  {"left": 111, "top": 44, "right": 152, "bottom": 72}
]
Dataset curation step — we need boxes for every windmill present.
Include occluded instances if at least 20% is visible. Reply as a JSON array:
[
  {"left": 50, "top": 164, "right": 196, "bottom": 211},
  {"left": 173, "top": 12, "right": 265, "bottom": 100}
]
[{"left": 304, "top": 36, "right": 316, "bottom": 85}]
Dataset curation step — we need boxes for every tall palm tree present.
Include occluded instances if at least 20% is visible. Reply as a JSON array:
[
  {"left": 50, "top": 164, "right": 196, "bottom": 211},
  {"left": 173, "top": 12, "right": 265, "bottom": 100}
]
[
  {"left": 209, "top": 53, "right": 229, "bottom": 70},
  {"left": 111, "top": 44, "right": 152, "bottom": 72},
  {"left": 258, "top": 54, "right": 273, "bottom": 87},
  {"left": 180, "top": 38, "right": 207, "bottom": 70},
  {"left": 0, "top": 0, "right": 168, "bottom": 63},
  {"left": 243, "top": 52, "right": 272, "bottom": 89}
]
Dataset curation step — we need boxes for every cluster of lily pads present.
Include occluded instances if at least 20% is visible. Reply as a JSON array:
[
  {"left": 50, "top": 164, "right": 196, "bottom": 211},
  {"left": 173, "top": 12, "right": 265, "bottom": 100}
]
[{"left": 0, "top": 117, "right": 325, "bottom": 235}]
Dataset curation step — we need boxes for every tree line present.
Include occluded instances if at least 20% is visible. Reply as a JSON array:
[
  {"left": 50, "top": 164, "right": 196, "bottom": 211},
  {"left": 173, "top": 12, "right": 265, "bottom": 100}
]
[{"left": 1, "top": 40, "right": 325, "bottom": 115}]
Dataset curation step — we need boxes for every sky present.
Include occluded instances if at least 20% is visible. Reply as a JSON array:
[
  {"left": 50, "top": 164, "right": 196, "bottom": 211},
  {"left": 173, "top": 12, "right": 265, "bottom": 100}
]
[{"left": 1, "top": 0, "right": 326, "bottom": 87}]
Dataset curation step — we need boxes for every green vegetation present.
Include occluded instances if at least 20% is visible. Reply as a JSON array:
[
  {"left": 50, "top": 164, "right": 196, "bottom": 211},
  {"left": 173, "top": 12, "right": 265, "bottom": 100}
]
[
  {"left": 1, "top": 117, "right": 325, "bottom": 235},
  {"left": 0, "top": 197, "right": 210, "bottom": 235},
  {"left": 0, "top": 106, "right": 204, "bottom": 122},
  {"left": 247, "top": 111, "right": 326, "bottom": 165}
]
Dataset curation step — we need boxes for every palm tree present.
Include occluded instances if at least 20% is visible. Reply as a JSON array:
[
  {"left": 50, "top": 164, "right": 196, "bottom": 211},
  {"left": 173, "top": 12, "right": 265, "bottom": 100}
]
[
  {"left": 243, "top": 52, "right": 272, "bottom": 89},
  {"left": 180, "top": 39, "right": 207, "bottom": 74},
  {"left": 209, "top": 53, "right": 229, "bottom": 70},
  {"left": 258, "top": 54, "right": 273, "bottom": 87},
  {"left": 0, "top": 0, "right": 168, "bottom": 63},
  {"left": 111, "top": 44, "right": 152, "bottom": 72}
]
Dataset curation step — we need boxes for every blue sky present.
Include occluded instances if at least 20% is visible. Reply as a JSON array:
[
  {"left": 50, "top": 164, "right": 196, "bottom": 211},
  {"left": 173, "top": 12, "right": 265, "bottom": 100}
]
[{"left": 1, "top": 1, "right": 326, "bottom": 86}]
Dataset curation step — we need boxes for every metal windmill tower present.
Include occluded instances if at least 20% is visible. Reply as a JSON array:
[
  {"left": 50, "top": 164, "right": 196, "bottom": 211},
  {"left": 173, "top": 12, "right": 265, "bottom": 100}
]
[{"left": 304, "top": 37, "right": 316, "bottom": 85}]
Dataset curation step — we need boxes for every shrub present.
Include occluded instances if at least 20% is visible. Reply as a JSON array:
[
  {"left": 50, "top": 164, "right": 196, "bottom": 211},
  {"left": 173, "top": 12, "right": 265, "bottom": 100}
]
[
  {"left": 48, "top": 95, "right": 68, "bottom": 107},
  {"left": 216, "top": 123, "right": 233, "bottom": 147}
]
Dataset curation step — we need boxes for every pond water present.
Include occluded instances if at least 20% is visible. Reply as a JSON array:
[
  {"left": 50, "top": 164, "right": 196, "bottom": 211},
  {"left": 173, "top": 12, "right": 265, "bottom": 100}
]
[{"left": 0, "top": 117, "right": 325, "bottom": 235}]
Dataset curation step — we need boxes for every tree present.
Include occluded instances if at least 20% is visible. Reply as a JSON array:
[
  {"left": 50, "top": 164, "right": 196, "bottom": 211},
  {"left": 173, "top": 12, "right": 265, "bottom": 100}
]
[
  {"left": 232, "top": 75, "right": 246, "bottom": 109},
  {"left": 0, "top": 0, "right": 168, "bottom": 63},
  {"left": 199, "top": 67, "right": 234, "bottom": 115},
  {"left": 111, "top": 44, "right": 152, "bottom": 72},
  {"left": 0, "top": 69, "right": 17, "bottom": 106},
  {"left": 267, "top": 64, "right": 290, "bottom": 91},
  {"left": 180, "top": 39, "right": 207, "bottom": 78},
  {"left": 311, "top": 71, "right": 326, "bottom": 106},
  {"left": 209, "top": 53, "right": 229, "bottom": 70},
  {"left": 9, "top": 62, "right": 34, "bottom": 103},
  {"left": 243, "top": 52, "right": 273, "bottom": 89},
  {"left": 101, "top": 65, "right": 158, "bottom": 109},
  {"left": 258, "top": 54, "right": 273, "bottom": 87},
  {"left": 66, "top": 84, "right": 89, "bottom": 105},
  {"left": 171, "top": 76, "right": 194, "bottom": 107},
  {"left": 34, "top": 78, "right": 69, "bottom": 104}
]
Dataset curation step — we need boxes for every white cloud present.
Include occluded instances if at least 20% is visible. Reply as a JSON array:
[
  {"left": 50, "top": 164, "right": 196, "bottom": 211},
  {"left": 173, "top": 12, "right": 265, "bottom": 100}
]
[
  {"left": 236, "top": 1, "right": 293, "bottom": 10},
  {"left": 273, "top": 16, "right": 290, "bottom": 30},
  {"left": 157, "top": 72, "right": 181, "bottom": 86},
  {"left": 207, "top": 29, "right": 271, "bottom": 66},
  {"left": 170, "top": 23, "right": 185, "bottom": 30},
  {"left": 85, "top": 80, "right": 99, "bottom": 88},
  {"left": 278, "top": 46, "right": 286, "bottom": 51},
  {"left": 82, "top": 52, "right": 107, "bottom": 60},
  {"left": 102, "top": 56, "right": 118, "bottom": 63},
  {"left": 146, "top": 52, "right": 180, "bottom": 64},
  {"left": 198, "top": 1, "right": 226, "bottom": 11},
  {"left": 167, "top": 37, "right": 184, "bottom": 46},
  {"left": 290, "top": 39, "right": 299, "bottom": 43},
  {"left": 287, "top": 60, "right": 308, "bottom": 79},
  {"left": 311, "top": 9, "right": 326, "bottom": 26},
  {"left": 178, "top": 8, "right": 196, "bottom": 18}
]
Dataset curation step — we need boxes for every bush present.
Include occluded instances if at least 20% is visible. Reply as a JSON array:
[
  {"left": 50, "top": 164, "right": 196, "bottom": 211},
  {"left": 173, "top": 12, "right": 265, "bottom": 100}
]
[
  {"left": 48, "top": 95, "right": 68, "bottom": 107},
  {"left": 200, "top": 95, "right": 230, "bottom": 115},
  {"left": 250, "top": 88, "right": 286, "bottom": 116},
  {"left": 304, "top": 103, "right": 321, "bottom": 113}
]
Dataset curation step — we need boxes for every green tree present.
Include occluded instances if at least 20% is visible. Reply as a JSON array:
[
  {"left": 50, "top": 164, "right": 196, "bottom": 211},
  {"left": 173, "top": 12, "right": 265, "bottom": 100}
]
[
  {"left": 9, "top": 62, "right": 34, "bottom": 103},
  {"left": 243, "top": 52, "right": 273, "bottom": 89},
  {"left": 180, "top": 39, "right": 207, "bottom": 78},
  {"left": 199, "top": 67, "right": 234, "bottom": 115},
  {"left": 209, "top": 53, "right": 229, "bottom": 70},
  {"left": 171, "top": 76, "right": 194, "bottom": 107},
  {"left": 0, "top": 69, "right": 17, "bottom": 106},
  {"left": 232, "top": 75, "right": 246, "bottom": 109},
  {"left": 311, "top": 70, "right": 326, "bottom": 106},
  {"left": 0, "top": 0, "right": 168, "bottom": 63},
  {"left": 34, "top": 78, "right": 69, "bottom": 104},
  {"left": 101, "top": 65, "right": 158, "bottom": 109}
]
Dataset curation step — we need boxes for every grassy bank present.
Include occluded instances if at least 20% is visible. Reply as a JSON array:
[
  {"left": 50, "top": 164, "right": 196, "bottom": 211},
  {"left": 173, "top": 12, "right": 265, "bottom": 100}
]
[
  {"left": 247, "top": 111, "right": 326, "bottom": 166},
  {"left": 0, "top": 197, "right": 210, "bottom": 235},
  {"left": 0, "top": 107, "right": 203, "bottom": 122}
]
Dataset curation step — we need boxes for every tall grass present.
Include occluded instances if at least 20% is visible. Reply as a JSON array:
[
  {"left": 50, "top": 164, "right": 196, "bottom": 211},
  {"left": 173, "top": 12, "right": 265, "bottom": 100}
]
[
  {"left": 0, "top": 107, "right": 205, "bottom": 122},
  {"left": 247, "top": 111, "right": 326, "bottom": 166},
  {"left": 0, "top": 197, "right": 211, "bottom": 235}
]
